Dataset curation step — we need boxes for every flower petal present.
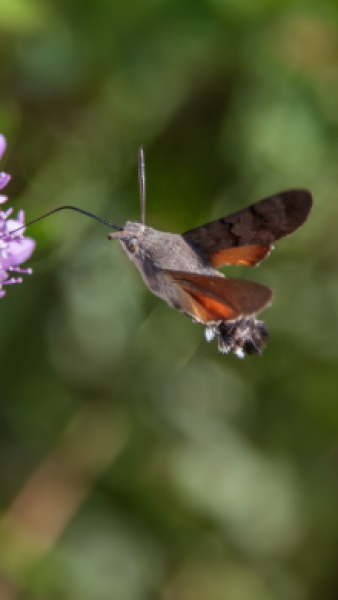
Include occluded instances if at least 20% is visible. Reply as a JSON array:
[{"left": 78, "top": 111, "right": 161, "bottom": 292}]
[
  {"left": 17, "top": 209, "right": 25, "bottom": 224},
  {"left": 0, "top": 269, "right": 8, "bottom": 282},
  {"left": 0, "top": 135, "right": 6, "bottom": 161},
  {"left": 0, "top": 238, "right": 36, "bottom": 268},
  {"left": 0, "top": 134, "right": 35, "bottom": 298},
  {"left": 6, "top": 216, "right": 22, "bottom": 234},
  {"left": 0, "top": 172, "right": 11, "bottom": 190}
]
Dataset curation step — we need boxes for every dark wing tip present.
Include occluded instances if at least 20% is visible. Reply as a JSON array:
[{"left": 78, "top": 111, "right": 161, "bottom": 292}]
[{"left": 280, "top": 188, "right": 313, "bottom": 227}]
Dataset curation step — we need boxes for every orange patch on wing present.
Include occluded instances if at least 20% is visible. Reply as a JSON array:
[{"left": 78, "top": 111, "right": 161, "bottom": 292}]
[
  {"left": 188, "top": 290, "right": 237, "bottom": 321},
  {"left": 209, "top": 244, "right": 270, "bottom": 267}
]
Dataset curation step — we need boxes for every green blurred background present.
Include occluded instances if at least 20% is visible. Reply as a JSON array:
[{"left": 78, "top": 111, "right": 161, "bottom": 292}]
[{"left": 0, "top": 0, "right": 338, "bottom": 598}]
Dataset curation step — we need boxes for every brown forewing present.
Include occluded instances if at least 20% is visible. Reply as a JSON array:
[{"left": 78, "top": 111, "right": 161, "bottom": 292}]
[
  {"left": 163, "top": 270, "right": 273, "bottom": 323},
  {"left": 183, "top": 189, "right": 312, "bottom": 267}
]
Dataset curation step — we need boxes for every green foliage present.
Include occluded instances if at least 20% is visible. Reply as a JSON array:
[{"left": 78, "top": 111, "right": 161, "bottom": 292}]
[{"left": 0, "top": 1, "right": 338, "bottom": 598}]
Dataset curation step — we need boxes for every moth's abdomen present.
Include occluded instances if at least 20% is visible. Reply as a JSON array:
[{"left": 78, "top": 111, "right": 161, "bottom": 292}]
[{"left": 205, "top": 317, "right": 269, "bottom": 358}]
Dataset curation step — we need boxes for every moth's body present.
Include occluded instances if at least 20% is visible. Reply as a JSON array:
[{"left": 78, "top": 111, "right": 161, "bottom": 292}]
[
  {"left": 120, "top": 222, "right": 222, "bottom": 308},
  {"left": 109, "top": 185, "right": 313, "bottom": 357},
  {"left": 18, "top": 147, "right": 312, "bottom": 357}
]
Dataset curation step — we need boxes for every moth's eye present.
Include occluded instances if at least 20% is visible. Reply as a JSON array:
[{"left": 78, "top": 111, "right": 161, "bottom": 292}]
[{"left": 126, "top": 239, "right": 137, "bottom": 254}]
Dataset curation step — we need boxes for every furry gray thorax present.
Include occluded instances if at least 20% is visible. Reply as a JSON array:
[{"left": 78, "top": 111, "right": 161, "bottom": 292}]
[{"left": 119, "top": 222, "right": 221, "bottom": 293}]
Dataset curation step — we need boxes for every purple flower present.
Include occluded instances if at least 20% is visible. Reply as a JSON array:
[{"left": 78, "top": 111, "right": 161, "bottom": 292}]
[{"left": 0, "top": 134, "right": 35, "bottom": 298}]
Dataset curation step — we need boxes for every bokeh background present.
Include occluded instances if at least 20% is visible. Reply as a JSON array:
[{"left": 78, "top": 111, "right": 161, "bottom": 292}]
[{"left": 0, "top": 1, "right": 338, "bottom": 598}]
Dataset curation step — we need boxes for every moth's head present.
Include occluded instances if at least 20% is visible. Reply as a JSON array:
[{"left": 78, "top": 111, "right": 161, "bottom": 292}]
[{"left": 108, "top": 221, "right": 147, "bottom": 262}]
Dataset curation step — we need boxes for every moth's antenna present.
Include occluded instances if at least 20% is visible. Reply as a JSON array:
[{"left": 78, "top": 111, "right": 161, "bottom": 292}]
[
  {"left": 8, "top": 206, "right": 123, "bottom": 237},
  {"left": 138, "top": 146, "right": 146, "bottom": 225}
]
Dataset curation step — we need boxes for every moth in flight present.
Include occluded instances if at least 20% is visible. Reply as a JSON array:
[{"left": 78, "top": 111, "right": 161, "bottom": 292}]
[{"left": 18, "top": 148, "right": 313, "bottom": 358}]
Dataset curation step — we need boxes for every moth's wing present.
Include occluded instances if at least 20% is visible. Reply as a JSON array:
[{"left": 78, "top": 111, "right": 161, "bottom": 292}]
[
  {"left": 183, "top": 189, "right": 313, "bottom": 267},
  {"left": 163, "top": 270, "right": 273, "bottom": 324}
]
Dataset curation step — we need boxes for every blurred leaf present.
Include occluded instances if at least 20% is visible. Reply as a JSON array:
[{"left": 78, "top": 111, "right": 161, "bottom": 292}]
[{"left": 0, "top": 0, "right": 47, "bottom": 32}]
